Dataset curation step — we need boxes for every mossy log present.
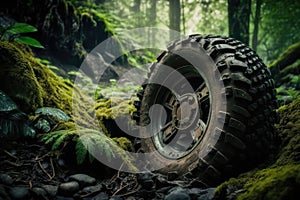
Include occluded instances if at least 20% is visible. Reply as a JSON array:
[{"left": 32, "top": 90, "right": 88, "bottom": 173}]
[
  {"left": 0, "top": 41, "right": 137, "bottom": 172},
  {"left": 0, "top": 41, "right": 95, "bottom": 129},
  {"left": 269, "top": 41, "right": 300, "bottom": 85}
]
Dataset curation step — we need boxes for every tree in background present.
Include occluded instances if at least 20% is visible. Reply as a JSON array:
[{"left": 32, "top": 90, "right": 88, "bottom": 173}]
[
  {"left": 256, "top": 0, "right": 300, "bottom": 63},
  {"left": 251, "top": 0, "right": 262, "bottom": 51},
  {"left": 228, "top": 0, "right": 251, "bottom": 45},
  {"left": 169, "top": 0, "right": 181, "bottom": 39}
]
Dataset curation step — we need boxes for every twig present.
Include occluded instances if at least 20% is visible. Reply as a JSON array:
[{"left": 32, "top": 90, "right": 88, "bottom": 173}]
[
  {"left": 2, "top": 160, "right": 21, "bottom": 167},
  {"left": 111, "top": 183, "right": 131, "bottom": 197},
  {"left": 49, "top": 158, "right": 55, "bottom": 179},
  {"left": 117, "top": 162, "right": 124, "bottom": 179},
  {"left": 35, "top": 152, "right": 52, "bottom": 161},
  {"left": 3, "top": 150, "right": 18, "bottom": 160},
  {"left": 109, "top": 174, "right": 117, "bottom": 183},
  {"left": 38, "top": 160, "right": 52, "bottom": 180},
  {"left": 113, "top": 185, "right": 141, "bottom": 197},
  {"left": 109, "top": 162, "right": 124, "bottom": 183},
  {"left": 29, "top": 180, "right": 32, "bottom": 189}
]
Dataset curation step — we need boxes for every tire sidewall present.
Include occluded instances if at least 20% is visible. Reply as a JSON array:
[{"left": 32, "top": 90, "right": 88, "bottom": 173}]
[{"left": 140, "top": 43, "right": 227, "bottom": 175}]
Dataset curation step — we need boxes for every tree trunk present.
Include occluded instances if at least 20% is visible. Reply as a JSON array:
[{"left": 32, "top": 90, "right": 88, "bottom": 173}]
[
  {"left": 181, "top": 0, "right": 186, "bottom": 35},
  {"left": 228, "top": 0, "right": 251, "bottom": 45},
  {"left": 132, "top": 0, "right": 141, "bottom": 12},
  {"left": 169, "top": 0, "right": 181, "bottom": 40},
  {"left": 252, "top": 0, "right": 262, "bottom": 51},
  {"left": 147, "top": 0, "right": 157, "bottom": 45}
]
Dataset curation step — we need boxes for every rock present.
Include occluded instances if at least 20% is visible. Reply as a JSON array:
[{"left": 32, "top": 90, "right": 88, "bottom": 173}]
[
  {"left": 164, "top": 187, "right": 190, "bottom": 200},
  {"left": 188, "top": 188, "right": 215, "bottom": 200},
  {"left": 41, "top": 185, "right": 58, "bottom": 197},
  {"left": 0, "top": 174, "right": 13, "bottom": 185},
  {"left": 31, "top": 187, "right": 47, "bottom": 199},
  {"left": 91, "top": 192, "right": 109, "bottom": 200},
  {"left": 58, "top": 181, "right": 80, "bottom": 197},
  {"left": 9, "top": 187, "right": 30, "bottom": 200},
  {"left": 109, "top": 197, "right": 124, "bottom": 200},
  {"left": 0, "top": 185, "right": 8, "bottom": 198},
  {"left": 68, "top": 174, "right": 96, "bottom": 188},
  {"left": 137, "top": 172, "right": 155, "bottom": 190},
  {"left": 56, "top": 196, "right": 74, "bottom": 200},
  {"left": 82, "top": 184, "right": 103, "bottom": 194},
  {"left": 73, "top": 184, "right": 103, "bottom": 199}
]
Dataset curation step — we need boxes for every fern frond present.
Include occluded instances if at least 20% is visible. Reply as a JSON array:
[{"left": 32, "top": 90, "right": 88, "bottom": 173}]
[
  {"left": 40, "top": 130, "right": 65, "bottom": 144},
  {"left": 51, "top": 131, "right": 69, "bottom": 150},
  {"left": 40, "top": 129, "right": 78, "bottom": 150},
  {"left": 40, "top": 128, "right": 138, "bottom": 172}
]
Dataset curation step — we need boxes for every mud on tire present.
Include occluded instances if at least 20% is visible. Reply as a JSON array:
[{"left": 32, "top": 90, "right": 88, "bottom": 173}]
[{"left": 133, "top": 34, "right": 278, "bottom": 186}]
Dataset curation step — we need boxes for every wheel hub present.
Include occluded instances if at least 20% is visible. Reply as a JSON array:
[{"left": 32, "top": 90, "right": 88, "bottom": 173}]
[{"left": 162, "top": 93, "right": 199, "bottom": 143}]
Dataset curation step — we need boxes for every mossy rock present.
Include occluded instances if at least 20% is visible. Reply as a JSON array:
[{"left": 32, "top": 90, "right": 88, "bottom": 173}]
[
  {"left": 0, "top": 41, "right": 95, "bottom": 128},
  {"left": 0, "top": 41, "right": 43, "bottom": 112},
  {"left": 214, "top": 97, "right": 300, "bottom": 200}
]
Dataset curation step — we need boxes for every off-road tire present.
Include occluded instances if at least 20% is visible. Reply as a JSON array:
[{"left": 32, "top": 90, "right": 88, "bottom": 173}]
[{"left": 133, "top": 34, "right": 278, "bottom": 186}]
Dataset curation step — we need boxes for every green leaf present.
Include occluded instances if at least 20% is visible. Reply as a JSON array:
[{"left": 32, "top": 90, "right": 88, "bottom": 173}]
[
  {"left": 40, "top": 130, "right": 64, "bottom": 144},
  {"left": 7, "top": 23, "right": 37, "bottom": 34},
  {"left": 75, "top": 139, "right": 87, "bottom": 164},
  {"left": 14, "top": 36, "right": 44, "bottom": 48},
  {"left": 35, "top": 107, "right": 70, "bottom": 121},
  {"left": 52, "top": 133, "right": 68, "bottom": 150}
]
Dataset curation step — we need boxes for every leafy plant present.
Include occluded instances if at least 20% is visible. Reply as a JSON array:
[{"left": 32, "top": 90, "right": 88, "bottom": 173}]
[
  {"left": 39, "top": 128, "right": 137, "bottom": 171},
  {"left": 0, "top": 22, "right": 44, "bottom": 48},
  {"left": 96, "top": 80, "right": 141, "bottom": 101},
  {"left": 35, "top": 107, "right": 71, "bottom": 122},
  {"left": 0, "top": 90, "right": 36, "bottom": 138}
]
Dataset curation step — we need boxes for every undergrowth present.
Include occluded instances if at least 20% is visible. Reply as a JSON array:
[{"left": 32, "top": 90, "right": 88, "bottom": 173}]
[{"left": 39, "top": 128, "right": 138, "bottom": 172}]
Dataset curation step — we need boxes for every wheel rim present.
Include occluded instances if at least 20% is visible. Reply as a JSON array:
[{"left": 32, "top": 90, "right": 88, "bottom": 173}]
[{"left": 151, "top": 65, "right": 212, "bottom": 159}]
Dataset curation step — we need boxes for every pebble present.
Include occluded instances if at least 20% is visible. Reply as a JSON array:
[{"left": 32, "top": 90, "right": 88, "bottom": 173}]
[
  {"left": 189, "top": 188, "right": 215, "bottom": 200},
  {"left": 137, "top": 172, "right": 155, "bottom": 190},
  {"left": 164, "top": 187, "right": 191, "bottom": 200},
  {"left": 68, "top": 173, "right": 96, "bottom": 187},
  {"left": 0, "top": 185, "right": 8, "bottom": 198},
  {"left": 58, "top": 181, "right": 80, "bottom": 197},
  {"left": 81, "top": 184, "right": 103, "bottom": 193},
  {"left": 91, "top": 192, "right": 109, "bottom": 200},
  {"left": 9, "top": 187, "right": 29, "bottom": 200},
  {"left": 109, "top": 197, "right": 124, "bottom": 200},
  {"left": 41, "top": 184, "right": 58, "bottom": 197},
  {"left": 0, "top": 170, "right": 217, "bottom": 200},
  {"left": 31, "top": 187, "right": 47, "bottom": 199},
  {"left": 0, "top": 174, "right": 14, "bottom": 185}
]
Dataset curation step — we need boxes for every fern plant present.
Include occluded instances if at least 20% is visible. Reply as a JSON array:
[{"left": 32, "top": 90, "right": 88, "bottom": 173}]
[
  {"left": 39, "top": 128, "right": 137, "bottom": 171},
  {"left": 0, "top": 22, "right": 44, "bottom": 48}
]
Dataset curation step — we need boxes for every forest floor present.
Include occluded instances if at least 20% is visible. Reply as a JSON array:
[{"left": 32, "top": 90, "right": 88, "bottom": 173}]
[{"left": 0, "top": 139, "right": 216, "bottom": 200}]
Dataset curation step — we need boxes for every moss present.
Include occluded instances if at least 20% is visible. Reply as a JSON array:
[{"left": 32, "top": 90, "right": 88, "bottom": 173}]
[
  {"left": 215, "top": 96, "right": 300, "bottom": 199},
  {"left": 112, "top": 137, "right": 135, "bottom": 152},
  {"left": 238, "top": 165, "right": 300, "bottom": 200},
  {"left": 275, "top": 97, "right": 300, "bottom": 166},
  {"left": 95, "top": 98, "right": 136, "bottom": 120},
  {"left": 0, "top": 41, "right": 43, "bottom": 112},
  {"left": 269, "top": 41, "right": 300, "bottom": 71},
  {"left": 0, "top": 41, "right": 95, "bottom": 129},
  {"left": 81, "top": 12, "right": 97, "bottom": 27},
  {"left": 269, "top": 41, "right": 300, "bottom": 84}
]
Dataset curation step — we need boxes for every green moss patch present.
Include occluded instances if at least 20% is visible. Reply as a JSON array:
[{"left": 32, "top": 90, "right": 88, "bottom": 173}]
[{"left": 215, "top": 97, "right": 300, "bottom": 200}]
